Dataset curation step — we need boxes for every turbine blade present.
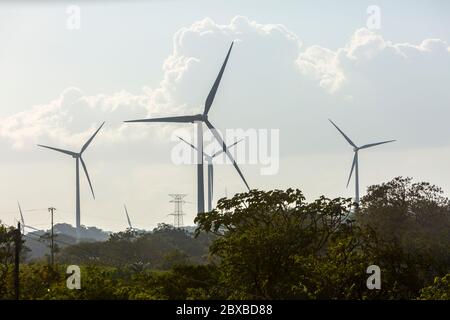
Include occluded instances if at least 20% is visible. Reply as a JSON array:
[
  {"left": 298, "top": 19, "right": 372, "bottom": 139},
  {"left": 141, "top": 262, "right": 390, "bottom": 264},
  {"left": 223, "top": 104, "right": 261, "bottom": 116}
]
[
  {"left": 329, "top": 119, "right": 357, "bottom": 148},
  {"left": 178, "top": 135, "right": 212, "bottom": 159},
  {"left": 347, "top": 153, "right": 357, "bottom": 188},
  {"left": 211, "top": 138, "right": 243, "bottom": 158},
  {"left": 204, "top": 42, "right": 234, "bottom": 115},
  {"left": 124, "top": 205, "right": 132, "bottom": 229},
  {"left": 359, "top": 140, "right": 396, "bottom": 150},
  {"left": 81, "top": 122, "right": 105, "bottom": 153},
  {"left": 37, "top": 145, "right": 77, "bottom": 157},
  {"left": 80, "top": 157, "right": 95, "bottom": 199},
  {"left": 17, "top": 202, "right": 25, "bottom": 226},
  {"left": 24, "top": 225, "right": 41, "bottom": 232},
  {"left": 205, "top": 120, "right": 250, "bottom": 191},
  {"left": 177, "top": 136, "right": 198, "bottom": 151},
  {"left": 125, "top": 115, "right": 199, "bottom": 123}
]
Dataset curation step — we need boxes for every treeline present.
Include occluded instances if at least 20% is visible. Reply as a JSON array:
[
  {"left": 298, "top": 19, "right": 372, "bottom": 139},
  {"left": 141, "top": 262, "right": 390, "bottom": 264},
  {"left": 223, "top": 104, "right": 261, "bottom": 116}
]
[
  {"left": 57, "top": 224, "right": 215, "bottom": 269},
  {"left": 0, "top": 177, "right": 449, "bottom": 300}
]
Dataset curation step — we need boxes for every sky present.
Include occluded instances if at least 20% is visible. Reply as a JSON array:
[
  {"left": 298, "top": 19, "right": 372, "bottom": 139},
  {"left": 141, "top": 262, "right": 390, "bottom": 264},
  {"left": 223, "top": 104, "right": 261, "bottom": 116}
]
[{"left": 0, "top": 0, "right": 449, "bottom": 232}]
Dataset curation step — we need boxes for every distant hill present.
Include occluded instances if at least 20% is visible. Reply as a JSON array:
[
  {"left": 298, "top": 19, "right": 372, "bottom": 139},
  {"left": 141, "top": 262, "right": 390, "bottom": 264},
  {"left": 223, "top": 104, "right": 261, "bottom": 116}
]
[
  {"left": 56, "top": 224, "right": 215, "bottom": 269},
  {"left": 24, "top": 223, "right": 110, "bottom": 261},
  {"left": 23, "top": 223, "right": 202, "bottom": 262}
]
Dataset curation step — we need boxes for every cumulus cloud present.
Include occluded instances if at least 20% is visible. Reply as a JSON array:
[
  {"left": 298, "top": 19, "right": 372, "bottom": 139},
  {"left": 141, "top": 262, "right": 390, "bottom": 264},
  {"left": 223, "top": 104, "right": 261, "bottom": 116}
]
[
  {"left": 297, "top": 28, "right": 450, "bottom": 96},
  {"left": 1, "top": 15, "right": 449, "bottom": 151},
  {"left": 0, "top": 15, "right": 303, "bottom": 149},
  {"left": 0, "top": 87, "right": 151, "bottom": 149}
]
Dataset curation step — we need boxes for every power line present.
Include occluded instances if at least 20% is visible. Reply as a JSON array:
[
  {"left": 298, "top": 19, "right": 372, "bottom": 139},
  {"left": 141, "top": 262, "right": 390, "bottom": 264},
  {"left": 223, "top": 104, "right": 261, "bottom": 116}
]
[
  {"left": 22, "top": 232, "right": 130, "bottom": 266},
  {"left": 2, "top": 220, "right": 129, "bottom": 266},
  {"left": 0, "top": 208, "right": 49, "bottom": 215},
  {"left": 2, "top": 222, "right": 268, "bottom": 299}
]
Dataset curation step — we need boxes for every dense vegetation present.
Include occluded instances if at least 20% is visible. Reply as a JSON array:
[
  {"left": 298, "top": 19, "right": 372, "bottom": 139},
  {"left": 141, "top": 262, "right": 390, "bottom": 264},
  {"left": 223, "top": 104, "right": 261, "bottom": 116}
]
[
  {"left": 0, "top": 177, "right": 449, "bottom": 300},
  {"left": 57, "top": 224, "right": 215, "bottom": 269}
]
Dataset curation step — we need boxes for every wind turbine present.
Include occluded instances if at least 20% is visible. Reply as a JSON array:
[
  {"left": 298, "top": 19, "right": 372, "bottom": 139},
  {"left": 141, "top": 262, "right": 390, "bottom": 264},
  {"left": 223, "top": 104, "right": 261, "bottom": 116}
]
[
  {"left": 123, "top": 204, "right": 134, "bottom": 231},
  {"left": 177, "top": 136, "right": 242, "bottom": 211},
  {"left": 329, "top": 119, "right": 395, "bottom": 206},
  {"left": 125, "top": 42, "right": 250, "bottom": 214},
  {"left": 37, "top": 122, "right": 105, "bottom": 240},
  {"left": 17, "top": 202, "right": 25, "bottom": 233},
  {"left": 16, "top": 202, "right": 41, "bottom": 233}
]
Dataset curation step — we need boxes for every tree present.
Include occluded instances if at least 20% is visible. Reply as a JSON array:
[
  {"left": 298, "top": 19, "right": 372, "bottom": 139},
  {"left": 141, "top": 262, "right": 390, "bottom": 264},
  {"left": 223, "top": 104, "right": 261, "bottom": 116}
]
[
  {"left": 357, "top": 177, "right": 450, "bottom": 297},
  {"left": 418, "top": 274, "right": 450, "bottom": 300},
  {"left": 0, "top": 223, "right": 16, "bottom": 298},
  {"left": 195, "top": 189, "right": 354, "bottom": 299},
  {"left": 195, "top": 182, "right": 450, "bottom": 300}
]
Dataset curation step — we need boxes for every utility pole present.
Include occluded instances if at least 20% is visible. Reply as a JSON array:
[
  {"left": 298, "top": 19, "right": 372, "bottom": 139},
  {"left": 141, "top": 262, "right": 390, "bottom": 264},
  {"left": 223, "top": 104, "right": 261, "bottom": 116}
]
[
  {"left": 14, "top": 222, "right": 21, "bottom": 300},
  {"left": 48, "top": 207, "right": 56, "bottom": 267}
]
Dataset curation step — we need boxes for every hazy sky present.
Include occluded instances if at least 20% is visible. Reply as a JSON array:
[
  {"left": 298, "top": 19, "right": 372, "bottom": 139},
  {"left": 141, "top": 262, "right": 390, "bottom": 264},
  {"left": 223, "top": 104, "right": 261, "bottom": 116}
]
[{"left": 1, "top": 0, "right": 449, "bottom": 232}]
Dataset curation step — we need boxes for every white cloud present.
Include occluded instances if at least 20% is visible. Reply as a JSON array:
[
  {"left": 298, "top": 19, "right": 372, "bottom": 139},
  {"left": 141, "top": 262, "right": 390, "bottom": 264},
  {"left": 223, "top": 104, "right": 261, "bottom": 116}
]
[
  {"left": 1, "top": 15, "right": 450, "bottom": 231},
  {"left": 297, "top": 28, "right": 450, "bottom": 95},
  {"left": 0, "top": 86, "right": 152, "bottom": 149},
  {"left": 1, "top": 16, "right": 449, "bottom": 152},
  {"left": 0, "top": 15, "right": 303, "bottom": 149}
]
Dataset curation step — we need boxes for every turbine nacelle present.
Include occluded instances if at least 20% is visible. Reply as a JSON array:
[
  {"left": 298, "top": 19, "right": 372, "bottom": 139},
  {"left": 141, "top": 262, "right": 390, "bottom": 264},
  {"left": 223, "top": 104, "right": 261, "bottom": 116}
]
[{"left": 187, "top": 114, "right": 208, "bottom": 123}]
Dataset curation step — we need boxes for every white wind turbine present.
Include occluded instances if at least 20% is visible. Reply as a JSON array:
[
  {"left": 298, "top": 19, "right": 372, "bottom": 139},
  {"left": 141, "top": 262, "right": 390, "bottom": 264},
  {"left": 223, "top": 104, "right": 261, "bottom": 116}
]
[
  {"left": 177, "top": 136, "right": 243, "bottom": 212},
  {"left": 37, "top": 122, "right": 105, "bottom": 240},
  {"left": 125, "top": 42, "right": 250, "bottom": 214},
  {"left": 329, "top": 119, "right": 395, "bottom": 206},
  {"left": 16, "top": 202, "right": 41, "bottom": 233}
]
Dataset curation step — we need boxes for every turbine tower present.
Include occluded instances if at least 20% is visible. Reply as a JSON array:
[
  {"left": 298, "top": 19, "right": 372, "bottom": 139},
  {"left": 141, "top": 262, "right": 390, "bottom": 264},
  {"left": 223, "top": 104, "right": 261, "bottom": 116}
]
[
  {"left": 177, "top": 136, "right": 242, "bottom": 212},
  {"left": 329, "top": 119, "right": 395, "bottom": 206},
  {"left": 125, "top": 42, "right": 250, "bottom": 214},
  {"left": 37, "top": 122, "right": 105, "bottom": 240}
]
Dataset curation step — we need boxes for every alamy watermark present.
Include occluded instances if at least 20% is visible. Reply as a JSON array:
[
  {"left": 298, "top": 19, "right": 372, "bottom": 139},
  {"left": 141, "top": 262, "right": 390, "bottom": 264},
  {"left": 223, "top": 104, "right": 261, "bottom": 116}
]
[
  {"left": 66, "top": 265, "right": 81, "bottom": 289},
  {"left": 366, "top": 5, "right": 381, "bottom": 30},
  {"left": 171, "top": 128, "right": 280, "bottom": 176},
  {"left": 366, "top": 265, "right": 381, "bottom": 290},
  {"left": 66, "top": 5, "right": 81, "bottom": 30}
]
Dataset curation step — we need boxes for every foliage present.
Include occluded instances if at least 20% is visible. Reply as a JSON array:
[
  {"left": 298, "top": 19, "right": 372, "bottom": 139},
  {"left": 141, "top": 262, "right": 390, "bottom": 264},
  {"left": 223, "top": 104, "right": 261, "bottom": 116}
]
[
  {"left": 357, "top": 177, "right": 450, "bottom": 298},
  {"left": 195, "top": 180, "right": 450, "bottom": 300},
  {"left": 195, "top": 188, "right": 354, "bottom": 299},
  {"left": 57, "top": 224, "right": 215, "bottom": 270},
  {"left": 0, "top": 177, "right": 449, "bottom": 300},
  {"left": 418, "top": 274, "right": 450, "bottom": 300}
]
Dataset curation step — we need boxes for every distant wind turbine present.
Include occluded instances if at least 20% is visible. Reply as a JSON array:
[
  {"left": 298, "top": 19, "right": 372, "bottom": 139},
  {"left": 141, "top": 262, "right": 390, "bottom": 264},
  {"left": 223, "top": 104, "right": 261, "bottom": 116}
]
[
  {"left": 17, "top": 202, "right": 25, "bottom": 233},
  {"left": 16, "top": 202, "right": 41, "bottom": 233},
  {"left": 124, "top": 204, "right": 134, "bottom": 231},
  {"left": 177, "top": 136, "right": 243, "bottom": 211},
  {"left": 37, "top": 122, "right": 105, "bottom": 240},
  {"left": 125, "top": 42, "right": 250, "bottom": 214},
  {"left": 329, "top": 119, "right": 395, "bottom": 206}
]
